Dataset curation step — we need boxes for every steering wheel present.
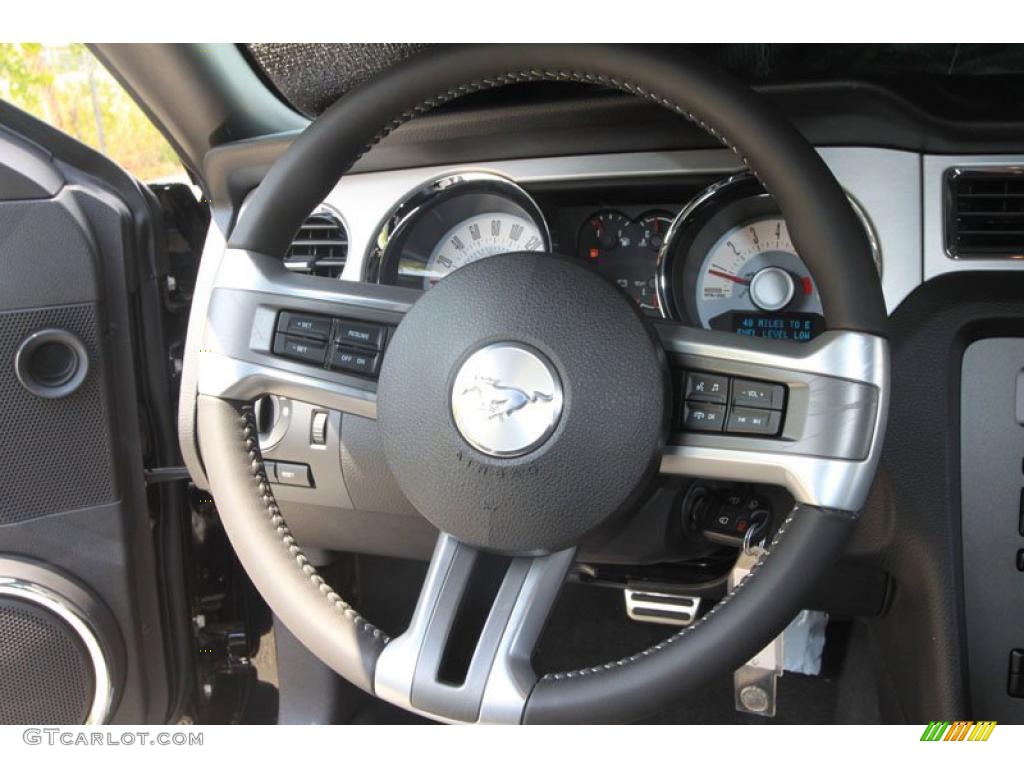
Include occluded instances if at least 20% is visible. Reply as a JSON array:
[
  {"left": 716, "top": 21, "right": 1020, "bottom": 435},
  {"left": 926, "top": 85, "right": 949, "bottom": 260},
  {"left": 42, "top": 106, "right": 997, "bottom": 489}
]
[{"left": 190, "top": 44, "right": 889, "bottom": 723}]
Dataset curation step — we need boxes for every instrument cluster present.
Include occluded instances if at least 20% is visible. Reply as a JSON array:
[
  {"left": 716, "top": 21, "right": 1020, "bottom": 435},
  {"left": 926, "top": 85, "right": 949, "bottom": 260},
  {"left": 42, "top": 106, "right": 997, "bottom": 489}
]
[{"left": 371, "top": 171, "right": 880, "bottom": 343}]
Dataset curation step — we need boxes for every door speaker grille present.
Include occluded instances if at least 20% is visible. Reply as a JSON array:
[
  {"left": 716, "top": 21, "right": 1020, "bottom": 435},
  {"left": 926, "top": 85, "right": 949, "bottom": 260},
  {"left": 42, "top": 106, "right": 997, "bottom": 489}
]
[{"left": 0, "top": 597, "right": 95, "bottom": 724}]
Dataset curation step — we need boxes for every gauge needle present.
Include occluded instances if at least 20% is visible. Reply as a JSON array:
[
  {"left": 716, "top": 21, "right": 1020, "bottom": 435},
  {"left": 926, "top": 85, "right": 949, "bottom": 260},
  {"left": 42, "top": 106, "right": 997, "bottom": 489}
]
[{"left": 708, "top": 269, "right": 750, "bottom": 285}]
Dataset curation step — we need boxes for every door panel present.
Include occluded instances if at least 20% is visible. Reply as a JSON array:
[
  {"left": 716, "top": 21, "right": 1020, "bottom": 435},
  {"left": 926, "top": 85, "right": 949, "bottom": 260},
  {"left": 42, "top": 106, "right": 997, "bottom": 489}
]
[{"left": 0, "top": 109, "right": 174, "bottom": 724}]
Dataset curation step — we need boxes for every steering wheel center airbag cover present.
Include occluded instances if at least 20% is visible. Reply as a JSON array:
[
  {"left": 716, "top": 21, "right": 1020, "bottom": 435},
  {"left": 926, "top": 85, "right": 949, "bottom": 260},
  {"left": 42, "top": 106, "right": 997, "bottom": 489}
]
[{"left": 377, "top": 252, "right": 667, "bottom": 553}]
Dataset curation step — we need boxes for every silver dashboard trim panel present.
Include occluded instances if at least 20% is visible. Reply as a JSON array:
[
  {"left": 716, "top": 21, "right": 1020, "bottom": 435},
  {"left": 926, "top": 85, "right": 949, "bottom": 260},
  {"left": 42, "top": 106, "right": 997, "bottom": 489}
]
[
  {"left": 658, "top": 327, "right": 889, "bottom": 512},
  {"left": 197, "top": 354, "right": 379, "bottom": 419}
]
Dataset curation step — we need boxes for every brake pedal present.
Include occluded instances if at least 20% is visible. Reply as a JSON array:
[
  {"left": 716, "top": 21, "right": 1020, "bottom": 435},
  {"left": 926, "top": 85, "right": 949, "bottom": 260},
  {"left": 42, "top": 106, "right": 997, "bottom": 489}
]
[{"left": 624, "top": 589, "right": 701, "bottom": 626}]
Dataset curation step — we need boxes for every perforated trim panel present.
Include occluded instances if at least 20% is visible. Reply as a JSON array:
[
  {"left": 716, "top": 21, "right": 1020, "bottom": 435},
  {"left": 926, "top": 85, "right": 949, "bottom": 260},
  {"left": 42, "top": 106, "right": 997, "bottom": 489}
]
[
  {"left": 0, "top": 597, "right": 95, "bottom": 724},
  {"left": 0, "top": 303, "right": 115, "bottom": 525}
]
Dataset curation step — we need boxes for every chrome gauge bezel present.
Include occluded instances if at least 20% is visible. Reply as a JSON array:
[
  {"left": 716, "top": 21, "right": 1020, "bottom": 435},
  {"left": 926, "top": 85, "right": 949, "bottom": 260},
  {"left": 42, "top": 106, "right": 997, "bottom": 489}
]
[
  {"left": 366, "top": 171, "right": 551, "bottom": 289},
  {"left": 656, "top": 173, "right": 882, "bottom": 326}
]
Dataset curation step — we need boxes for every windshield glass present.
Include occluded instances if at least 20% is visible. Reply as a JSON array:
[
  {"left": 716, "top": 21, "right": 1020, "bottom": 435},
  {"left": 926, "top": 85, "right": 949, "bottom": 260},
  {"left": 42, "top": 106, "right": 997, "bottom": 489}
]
[{"left": 246, "top": 43, "right": 1024, "bottom": 119}]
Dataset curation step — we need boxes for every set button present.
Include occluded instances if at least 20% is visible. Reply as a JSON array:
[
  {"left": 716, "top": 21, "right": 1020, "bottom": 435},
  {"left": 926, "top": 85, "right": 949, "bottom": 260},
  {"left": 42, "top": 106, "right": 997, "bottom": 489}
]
[
  {"left": 277, "top": 311, "right": 332, "bottom": 341},
  {"left": 272, "top": 310, "right": 390, "bottom": 379},
  {"left": 272, "top": 334, "right": 327, "bottom": 365}
]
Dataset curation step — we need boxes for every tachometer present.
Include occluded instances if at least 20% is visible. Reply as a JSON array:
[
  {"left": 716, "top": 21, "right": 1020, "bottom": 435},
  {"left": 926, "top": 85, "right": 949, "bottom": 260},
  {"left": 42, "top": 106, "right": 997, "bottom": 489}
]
[
  {"left": 696, "top": 216, "right": 823, "bottom": 340},
  {"left": 658, "top": 174, "right": 879, "bottom": 343}
]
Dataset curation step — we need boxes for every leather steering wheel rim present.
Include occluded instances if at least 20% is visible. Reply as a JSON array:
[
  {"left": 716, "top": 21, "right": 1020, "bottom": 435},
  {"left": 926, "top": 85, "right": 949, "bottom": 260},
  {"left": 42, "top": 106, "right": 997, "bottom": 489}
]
[{"left": 194, "top": 43, "right": 889, "bottom": 723}]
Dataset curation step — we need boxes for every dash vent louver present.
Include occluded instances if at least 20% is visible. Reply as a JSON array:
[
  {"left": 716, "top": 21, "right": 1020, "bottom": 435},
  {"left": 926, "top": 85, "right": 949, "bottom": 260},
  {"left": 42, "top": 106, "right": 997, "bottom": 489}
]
[
  {"left": 284, "top": 206, "right": 348, "bottom": 277},
  {"left": 947, "top": 168, "right": 1024, "bottom": 258}
]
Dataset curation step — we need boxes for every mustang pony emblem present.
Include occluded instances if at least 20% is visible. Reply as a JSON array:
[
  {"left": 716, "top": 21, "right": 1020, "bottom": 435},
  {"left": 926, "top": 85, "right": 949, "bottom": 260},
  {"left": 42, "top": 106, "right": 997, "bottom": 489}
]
[{"left": 460, "top": 376, "right": 554, "bottom": 420}]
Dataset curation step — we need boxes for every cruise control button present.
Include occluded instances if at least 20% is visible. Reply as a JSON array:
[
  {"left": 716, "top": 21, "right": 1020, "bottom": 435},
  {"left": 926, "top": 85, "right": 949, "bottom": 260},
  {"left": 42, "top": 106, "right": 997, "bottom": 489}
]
[
  {"left": 684, "top": 372, "right": 729, "bottom": 404},
  {"left": 726, "top": 406, "right": 781, "bottom": 436},
  {"left": 273, "top": 334, "right": 327, "bottom": 365},
  {"left": 682, "top": 402, "right": 726, "bottom": 432},
  {"left": 330, "top": 345, "right": 380, "bottom": 377},
  {"left": 277, "top": 312, "right": 332, "bottom": 341},
  {"left": 732, "top": 378, "right": 785, "bottom": 410},
  {"left": 336, "top": 320, "right": 386, "bottom": 350},
  {"left": 275, "top": 462, "right": 312, "bottom": 487}
]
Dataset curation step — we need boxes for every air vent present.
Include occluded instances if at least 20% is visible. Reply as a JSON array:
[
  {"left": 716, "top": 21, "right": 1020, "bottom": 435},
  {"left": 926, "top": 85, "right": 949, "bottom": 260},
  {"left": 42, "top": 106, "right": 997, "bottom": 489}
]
[
  {"left": 947, "top": 168, "right": 1024, "bottom": 258},
  {"left": 285, "top": 206, "right": 348, "bottom": 277}
]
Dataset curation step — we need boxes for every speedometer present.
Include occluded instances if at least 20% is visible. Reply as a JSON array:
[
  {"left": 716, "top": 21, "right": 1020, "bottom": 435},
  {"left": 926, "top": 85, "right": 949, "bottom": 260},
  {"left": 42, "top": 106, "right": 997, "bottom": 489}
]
[
  {"left": 424, "top": 212, "right": 544, "bottom": 289},
  {"left": 371, "top": 172, "right": 550, "bottom": 291}
]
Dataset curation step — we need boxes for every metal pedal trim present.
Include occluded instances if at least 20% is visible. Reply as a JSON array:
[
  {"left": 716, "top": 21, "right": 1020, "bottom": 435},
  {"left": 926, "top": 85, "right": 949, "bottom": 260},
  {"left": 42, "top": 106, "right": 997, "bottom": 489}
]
[{"left": 624, "top": 589, "right": 701, "bottom": 627}]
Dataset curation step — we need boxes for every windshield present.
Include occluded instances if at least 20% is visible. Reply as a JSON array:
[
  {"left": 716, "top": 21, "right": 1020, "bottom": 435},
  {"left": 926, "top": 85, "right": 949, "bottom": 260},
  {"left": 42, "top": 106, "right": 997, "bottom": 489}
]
[{"left": 246, "top": 43, "right": 1024, "bottom": 118}]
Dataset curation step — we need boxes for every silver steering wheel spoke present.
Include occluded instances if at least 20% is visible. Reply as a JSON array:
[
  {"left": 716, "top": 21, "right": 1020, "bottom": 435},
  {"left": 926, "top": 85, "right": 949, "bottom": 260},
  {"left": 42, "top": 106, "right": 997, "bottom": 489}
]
[
  {"left": 375, "top": 534, "right": 575, "bottom": 724},
  {"left": 656, "top": 324, "right": 889, "bottom": 512},
  {"left": 195, "top": 247, "right": 417, "bottom": 417}
]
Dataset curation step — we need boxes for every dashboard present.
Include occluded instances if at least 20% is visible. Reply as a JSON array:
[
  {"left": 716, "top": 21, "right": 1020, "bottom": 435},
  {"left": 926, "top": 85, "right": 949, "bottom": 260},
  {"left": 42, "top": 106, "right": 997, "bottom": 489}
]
[
  {"left": 365, "top": 170, "right": 871, "bottom": 344},
  {"left": 187, "top": 145, "right": 987, "bottom": 548}
]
